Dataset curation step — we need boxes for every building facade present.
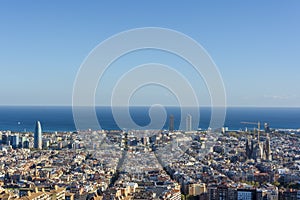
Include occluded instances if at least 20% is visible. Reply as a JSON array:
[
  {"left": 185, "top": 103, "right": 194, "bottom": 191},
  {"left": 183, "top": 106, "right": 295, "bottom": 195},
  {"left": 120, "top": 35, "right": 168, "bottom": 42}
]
[{"left": 34, "top": 121, "right": 42, "bottom": 149}]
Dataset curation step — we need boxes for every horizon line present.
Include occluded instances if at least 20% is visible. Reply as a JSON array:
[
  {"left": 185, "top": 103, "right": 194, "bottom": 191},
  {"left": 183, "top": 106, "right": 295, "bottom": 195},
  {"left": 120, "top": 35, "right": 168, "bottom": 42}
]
[{"left": 0, "top": 104, "right": 300, "bottom": 108}]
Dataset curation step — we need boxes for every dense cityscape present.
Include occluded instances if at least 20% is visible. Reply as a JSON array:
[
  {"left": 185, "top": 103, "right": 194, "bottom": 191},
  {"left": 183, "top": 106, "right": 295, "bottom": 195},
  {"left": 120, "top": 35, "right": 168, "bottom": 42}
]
[
  {"left": 1, "top": 116, "right": 300, "bottom": 200},
  {"left": 1, "top": 1, "right": 299, "bottom": 200}
]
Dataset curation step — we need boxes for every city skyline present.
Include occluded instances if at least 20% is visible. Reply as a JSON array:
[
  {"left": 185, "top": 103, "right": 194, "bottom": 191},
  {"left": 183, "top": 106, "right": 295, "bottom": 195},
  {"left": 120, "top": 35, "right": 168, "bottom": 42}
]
[
  {"left": 0, "top": 1, "right": 299, "bottom": 107},
  {"left": 1, "top": 2, "right": 300, "bottom": 200}
]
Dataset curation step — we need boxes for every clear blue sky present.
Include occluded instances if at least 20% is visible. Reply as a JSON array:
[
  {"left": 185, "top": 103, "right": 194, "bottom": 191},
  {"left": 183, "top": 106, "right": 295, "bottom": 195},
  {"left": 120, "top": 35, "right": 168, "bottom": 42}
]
[{"left": 0, "top": 1, "right": 299, "bottom": 107}]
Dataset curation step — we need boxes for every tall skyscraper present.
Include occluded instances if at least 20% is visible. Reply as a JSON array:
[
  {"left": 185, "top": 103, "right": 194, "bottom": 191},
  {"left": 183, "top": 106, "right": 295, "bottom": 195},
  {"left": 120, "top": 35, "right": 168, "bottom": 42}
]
[
  {"left": 186, "top": 114, "right": 192, "bottom": 131},
  {"left": 264, "top": 123, "right": 270, "bottom": 133},
  {"left": 34, "top": 121, "right": 42, "bottom": 149},
  {"left": 169, "top": 115, "right": 174, "bottom": 132},
  {"left": 10, "top": 134, "right": 19, "bottom": 149}
]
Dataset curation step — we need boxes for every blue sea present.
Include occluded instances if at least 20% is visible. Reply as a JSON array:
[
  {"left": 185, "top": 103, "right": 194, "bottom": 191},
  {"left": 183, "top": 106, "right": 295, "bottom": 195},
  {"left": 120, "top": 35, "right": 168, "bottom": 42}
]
[{"left": 0, "top": 106, "right": 299, "bottom": 132}]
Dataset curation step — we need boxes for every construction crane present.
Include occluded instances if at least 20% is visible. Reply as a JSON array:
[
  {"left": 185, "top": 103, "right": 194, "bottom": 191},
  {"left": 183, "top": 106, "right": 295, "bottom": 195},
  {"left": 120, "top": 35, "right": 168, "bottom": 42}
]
[{"left": 241, "top": 121, "right": 261, "bottom": 140}]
